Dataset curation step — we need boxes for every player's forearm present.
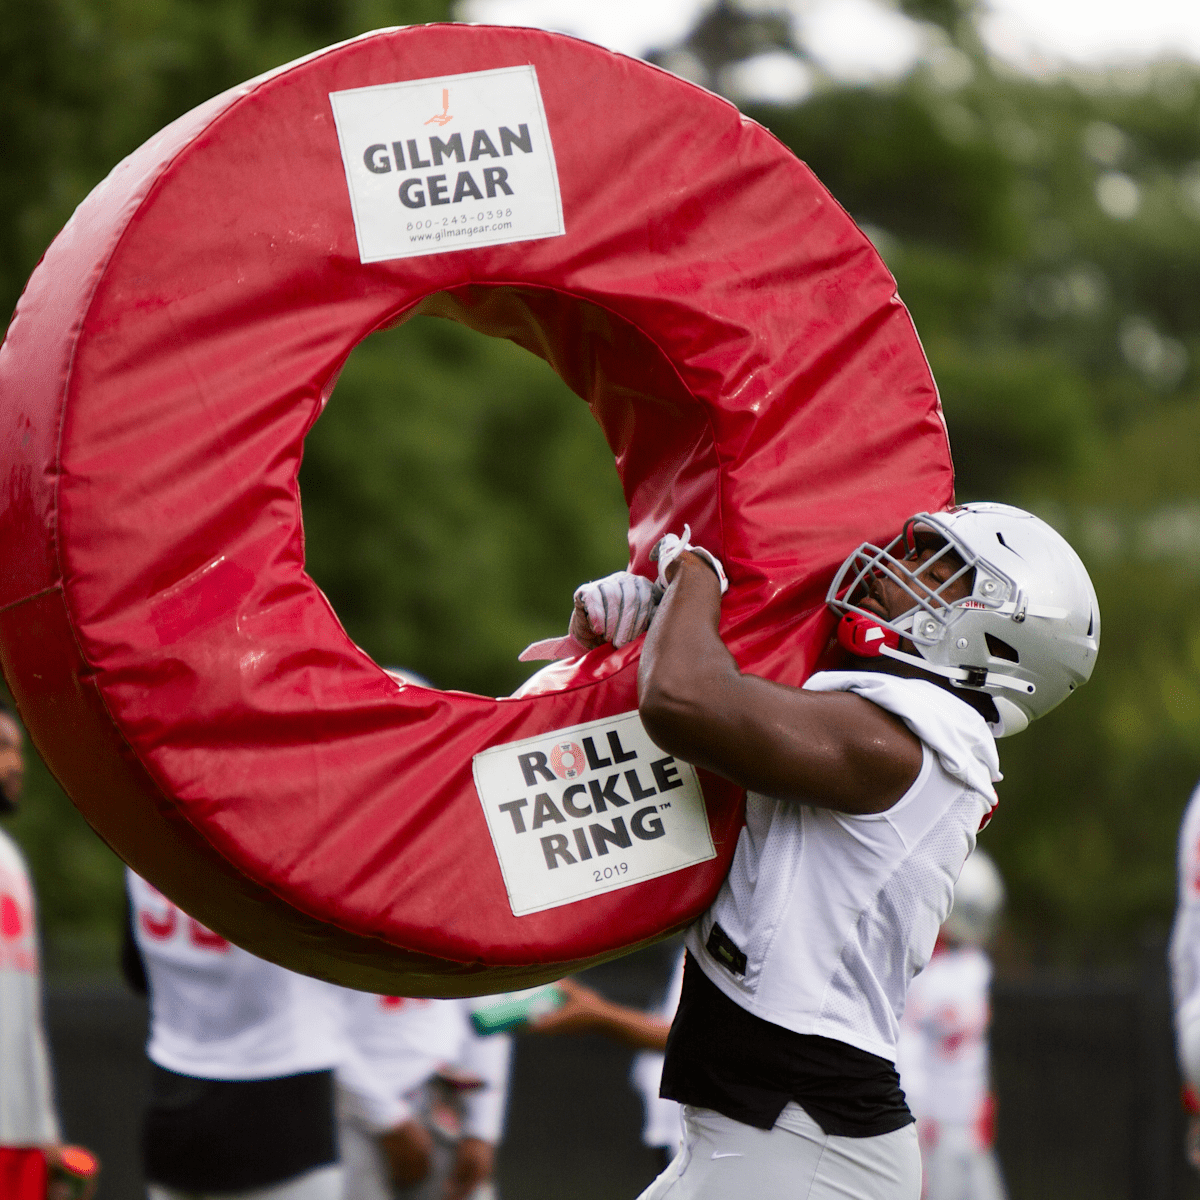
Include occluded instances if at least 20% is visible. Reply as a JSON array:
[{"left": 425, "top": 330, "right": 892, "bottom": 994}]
[
  {"left": 638, "top": 553, "right": 736, "bottom": 764},
  {"left": 638, "top": 553, "right": 851, "bottom": 796},
  {"left": 588, "top": 1001, "right": 671, "bottom": 1051},
  {"left": 639, "top": 554, "right": 920, "bottom": 812}
]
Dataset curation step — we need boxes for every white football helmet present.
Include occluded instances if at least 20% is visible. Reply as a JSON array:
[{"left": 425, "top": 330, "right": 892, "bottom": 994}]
[
  {"left": 944, "top": 848, "right": 1005, "bottom": 946},
  {"left": 827, "top": 502, "right": 1100, "bottom": 736}
]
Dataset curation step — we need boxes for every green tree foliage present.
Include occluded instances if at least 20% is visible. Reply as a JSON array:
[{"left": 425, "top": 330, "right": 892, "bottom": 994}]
[
  {"left": 0, "top": 0, "right": 453, "bottom": 322},
  {"left": 299, "top": 318, "right": 628, "bottom": 696}
]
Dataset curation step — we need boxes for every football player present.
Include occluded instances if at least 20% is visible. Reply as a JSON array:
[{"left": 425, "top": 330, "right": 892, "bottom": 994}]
[
  {"left": 897, "top": 848, "right": 1007, "bottom": 1200},
  {"left": 334, "top": 992, "right": 510, "bottom": 1200},
  {"left": 0, "top": 703, "right": 99, "bottom": 1200},
  {"left": 123, "top": 870, "right": 345, "bottom": 1200},
  {"left": 1170, "top": 780, "right": 1200, "bottom": 1171},
  {"left": 526, "top": 955, "right": 685, "bottom": 1172},
  {"left": 547, "top": 502, "right": 1097, "bottom": 1199}
]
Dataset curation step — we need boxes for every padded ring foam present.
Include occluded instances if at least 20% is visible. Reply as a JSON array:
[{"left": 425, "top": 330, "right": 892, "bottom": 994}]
[{"left": 0, "top": 24, "right": 952, "bottom": 993}]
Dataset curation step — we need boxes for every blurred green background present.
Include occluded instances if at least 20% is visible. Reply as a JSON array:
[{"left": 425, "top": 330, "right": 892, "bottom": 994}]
[{"left": 3, "top": 0, "right": 1200, "bottom": 975}]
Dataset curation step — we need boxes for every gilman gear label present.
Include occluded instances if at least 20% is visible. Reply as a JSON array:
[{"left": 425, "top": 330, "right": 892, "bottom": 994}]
[
  {"left": 473, "top": 711, "right": 716, "bottom": 917},
  {"left": 329, "top": 65, "right": 564, "bottom": 262}
]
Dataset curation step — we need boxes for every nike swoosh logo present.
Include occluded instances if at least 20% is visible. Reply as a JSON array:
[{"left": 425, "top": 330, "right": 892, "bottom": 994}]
[{"left": 711, "top": 1152, "right": 744, "bottom": 1160}]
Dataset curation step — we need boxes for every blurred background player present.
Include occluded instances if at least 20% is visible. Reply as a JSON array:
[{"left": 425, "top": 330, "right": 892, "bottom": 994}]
[
  {"left": 123, "top": 868, "right": 344, "bottom": 1200},
  {"left": 629, "top": 952, "right": 686, "bottom": 1173},
  {"left": 331, "top": 667, "right": 510, "bottom": 1200},
  {"left": 1170, "top": 778, "right": 1200, "bottom": 1171},
  {"left": 897, "top": 848, "right": 1008, "bottom": 1200},
  {"left": 0, "top": 702, "right": 99, "bottom": 1200},
  {"left": 335, "top": 991, "right": 510, "bottom": 1200},
  {"left": 528, "top": 951, "right": 685, "bottom": 1173}
]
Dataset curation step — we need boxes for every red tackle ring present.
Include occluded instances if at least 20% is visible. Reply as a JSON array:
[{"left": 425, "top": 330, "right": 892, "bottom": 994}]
[{"left": 0, "top": 24, "right": 952, "bottom": 993}]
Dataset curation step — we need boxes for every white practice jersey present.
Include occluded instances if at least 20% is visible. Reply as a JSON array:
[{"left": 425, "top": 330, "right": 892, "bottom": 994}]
[
  {"left": 335, "top": 992, "right": 511, "bottom": 1142},
  {"left": 0, "top": 829, "right": 60, "bottom": 1145},
  {"left": 128, "top": 869, "right": 343, "bottom": 1080},
  {"left": 1170, "top": 782, "right": 1200, "bottom": 1087},
  {"left": 897, "top": 945, "right": 992, "bottom": 1127},
  {"left": 631, "top": 950, "right": 685, "bottom": 1152},
  {"left": 687, "top": 671, "right": 1000, "bottom": 1063}
]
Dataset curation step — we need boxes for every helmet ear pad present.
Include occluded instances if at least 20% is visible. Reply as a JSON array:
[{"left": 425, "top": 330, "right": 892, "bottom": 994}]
[
  {"left": 835, "top": 611, "right": 901, "bottom": 658},
  {"left": 990, "top": 695, "right": 1029, "bottom": 738}
]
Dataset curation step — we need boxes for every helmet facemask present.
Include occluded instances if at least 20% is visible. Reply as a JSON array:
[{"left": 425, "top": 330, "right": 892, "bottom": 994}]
[{"left": 830, "top": 516, "right": 991, "bottom": 650}]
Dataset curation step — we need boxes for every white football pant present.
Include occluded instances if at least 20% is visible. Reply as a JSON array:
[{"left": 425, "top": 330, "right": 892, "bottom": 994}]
[{"left": 636, "top": 1103, "right": 921, "bottom": 1200}]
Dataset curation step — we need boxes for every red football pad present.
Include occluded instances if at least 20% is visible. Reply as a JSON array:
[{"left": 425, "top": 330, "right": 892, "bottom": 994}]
[{"left": 0, "top": 25, "right": 952, "bottom": 993}]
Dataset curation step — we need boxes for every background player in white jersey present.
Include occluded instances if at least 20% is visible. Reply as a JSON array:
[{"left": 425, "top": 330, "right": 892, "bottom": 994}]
[
  {"left": 1169, "top": 779, "right": 1200, "bottom": 1170},
  {"left": 123, "top": 869, "right": 345, "bottom": 1200},
  {"left": 527, "top": 954, "right": 685, "bottom": 1170},
  {"left": 334, "top": 991, "right": 510, "bottom": 1200},
  {"left": 897, "top": 848, "right": 1007, "bottom": 1200},
  {"left": 0, "top": 702, "right": 99, "bottom": 1200},
  {"left": 555, "top": 503, "right": 1098, "bottom": 1199}
]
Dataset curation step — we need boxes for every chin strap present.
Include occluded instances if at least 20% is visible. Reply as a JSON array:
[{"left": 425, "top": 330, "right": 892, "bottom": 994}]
[
  {"left": 836, "top": 612, "right": 1033, "bottom": 696},
  {"left": 878, "top": 645, "right": 1033, "bottom": 695}
]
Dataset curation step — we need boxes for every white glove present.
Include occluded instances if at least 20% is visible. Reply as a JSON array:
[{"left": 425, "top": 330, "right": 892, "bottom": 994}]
[
  {"left": 571, "top": 571, "right": 662, "bottom": 649},
  {"left": 518, "top": 571, "right": 661, "bottom": 662},
  {"left": 650, "top": 524, "right": 728, "bottom": 594}
]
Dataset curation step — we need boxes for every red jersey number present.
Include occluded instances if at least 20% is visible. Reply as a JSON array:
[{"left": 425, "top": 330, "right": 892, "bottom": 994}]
[{"left": 139, "top": 890, "right": 230, "bottom": 952}]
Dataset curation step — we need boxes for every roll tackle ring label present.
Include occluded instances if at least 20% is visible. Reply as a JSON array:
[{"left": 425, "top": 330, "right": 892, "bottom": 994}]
[
  {"left": 473, "top": 712, "right": 716, "bottom": 917},
  {"left": 330, "top": 65, "right": 564, "bottom": 262}
]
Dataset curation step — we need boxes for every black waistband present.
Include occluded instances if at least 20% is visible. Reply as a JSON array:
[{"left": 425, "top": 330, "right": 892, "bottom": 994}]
[
  {"left": 142, "top": 1065, "right": 337, "bottom": 1191},
  {"left": 660, "top": 954, "right": 912, "bottom": 1137}
]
